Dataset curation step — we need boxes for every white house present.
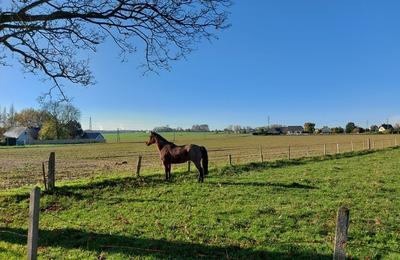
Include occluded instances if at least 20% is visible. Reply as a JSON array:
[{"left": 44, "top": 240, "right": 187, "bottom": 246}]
[
  {"left": 379, "top": 124, "right": 393, "bottom": 133},
  {"left": 3, "top": 127, "right": 40, "bottom": 145}
]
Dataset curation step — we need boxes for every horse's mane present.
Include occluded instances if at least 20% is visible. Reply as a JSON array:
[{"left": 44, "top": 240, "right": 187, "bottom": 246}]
[{"left": 152, "top": 132, "right": 172, "bottom": 144}]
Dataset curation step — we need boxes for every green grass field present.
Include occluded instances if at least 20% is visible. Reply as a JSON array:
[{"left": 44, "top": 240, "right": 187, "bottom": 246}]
[{"left": 1, "top": 148, "right": 399, "bottom": 259}]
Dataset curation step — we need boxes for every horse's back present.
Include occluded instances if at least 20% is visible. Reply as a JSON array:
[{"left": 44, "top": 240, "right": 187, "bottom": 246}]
[{"left": 162, "top": 144, "right": 203, "bottom": 163}]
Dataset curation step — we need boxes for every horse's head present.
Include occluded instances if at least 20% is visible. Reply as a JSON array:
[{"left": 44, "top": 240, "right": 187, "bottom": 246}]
[{"left": 146, "top": 131, "right": 156, "bottom": 146}]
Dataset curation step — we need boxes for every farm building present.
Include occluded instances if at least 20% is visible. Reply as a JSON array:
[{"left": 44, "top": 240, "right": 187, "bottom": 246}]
[
  {"left": 286, "top": 126, "right": 304, "bottom": 135},
  {"left": 379, "top": 124, "right": 394, "bottom": 133},
  {"left": 3, "top": 127, "right": 40, "bottom": 145},
  {"left": 82, "top": 131, "right": 106, "bottom": 142}
]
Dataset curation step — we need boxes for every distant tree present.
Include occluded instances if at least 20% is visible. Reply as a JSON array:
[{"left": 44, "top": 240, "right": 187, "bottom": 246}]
[
  {"left": 331, "top": 127, "right": 344, "bottom": 134},
  {"left": 39, "top": 119, "right": 60, "bottom": 140},
  {"left": 394, "top": 123, "right": 400, "bottom": 134},
  {"left": 39, "top": 98, "right": 81, "bottom": 139},
  {"left": 191, "top": 124, "right": 210, "bottom": 132},
  {"left": 1, "top": 107, "right": 6, "bottom": 127},
  {"left": 15, "top": 108, "right": 49, "bottom": 128},
  {"left": 352, "top": 127, "right": 365, "bottom": 134},
  {"left": 304, "top": 122, "right": 316, "bottom": 134},
  {"left": 370, "top": 125, "right": 379, "bottom": 132},
  {"left": 7, "top": 104, "right": 16, "bottom": 127},
  {"left": 65, "top": 120, "right": 83, "bottom": 139},
  {"left": 345, "top": 122, "right": 356, "bottom": 134},
  {"left": 153, "top": 126, "right": 174, "bottom": 132}
]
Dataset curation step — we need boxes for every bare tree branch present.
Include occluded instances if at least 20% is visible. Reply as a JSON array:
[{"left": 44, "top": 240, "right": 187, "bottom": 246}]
[{"left": 0, "top": 0, "right": 231, "bottom": 94}]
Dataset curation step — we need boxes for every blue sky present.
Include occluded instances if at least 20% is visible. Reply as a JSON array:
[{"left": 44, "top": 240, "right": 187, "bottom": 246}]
[{"left": 2, "top": 1, "right": 400, "bottom": 130}]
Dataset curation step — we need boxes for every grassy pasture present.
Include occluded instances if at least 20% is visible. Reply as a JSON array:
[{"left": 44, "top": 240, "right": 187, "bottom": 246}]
[
  {"left": 0, "top": 133, "right": 399, "bottom": 189},
  {"left": 1, "top": 148, "right": 400, "bottom": 259}
]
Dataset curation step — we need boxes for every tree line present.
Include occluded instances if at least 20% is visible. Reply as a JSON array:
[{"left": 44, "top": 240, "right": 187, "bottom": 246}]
[{"left": 153, "top": 124, "right": 210, "bottom": 132}]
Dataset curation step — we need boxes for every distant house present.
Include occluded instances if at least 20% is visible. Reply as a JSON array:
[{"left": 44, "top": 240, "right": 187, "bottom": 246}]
[
  {"left": 379, "top": 124, "right": 393, "bottom": 133},
  {"left": 286, "top": 126, "right": 304, "bottom": 135},
  {"left": 320, "top": 126, "right": 332, "bottom": 135},
  {"left": 82, "top": 131, "right": 106, "bottom": 142},
  {"left": 3, "top": 127, "right": 40, "bottom": 145},
  {"left": 266, "top": 127, "right": 283, "bottom": 135}
]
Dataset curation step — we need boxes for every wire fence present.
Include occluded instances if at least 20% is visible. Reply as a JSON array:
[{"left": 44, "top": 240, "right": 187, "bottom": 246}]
[{"left": 0, "top": 137, "right": 399, "bottom": 189}]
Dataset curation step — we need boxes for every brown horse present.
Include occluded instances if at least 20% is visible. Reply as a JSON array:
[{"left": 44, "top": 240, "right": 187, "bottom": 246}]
[{"left": 146, "top": 131, "right": 208, "bottom": 182}]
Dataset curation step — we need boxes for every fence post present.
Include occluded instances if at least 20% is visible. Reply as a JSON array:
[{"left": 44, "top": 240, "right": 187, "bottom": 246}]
[
  {"left": 27, "top": 187, "right": 40, "bottom": 260},
  {"left": 136, "top": 155, "right": 142, "bottom": 177},
  {"left": 336, "top": 143, "right": 340, "bottom": 154},
  {"left": 228, "top": 154, "right": 232, "bottom": 166},
  {"left": 187, "top": 161, "right": 191, "bottom": 172},
  {"left": 368, "top": 138, "right": 371, "bottom": 150},
  {"left": 324, "top": 144, "right": 327, "bottom": 156},
  {"left": 395, "top": 137, "right": 397, "bottom": 146},
  {"left": 259, "top": 145, "right": 263, "bottom": 162},
  {"left": 333, "top": 207, "right": 350, "bottom": 260},
  {"left": 47, "top": 152, "right": 55, "bottom": 191},
  {"left": 288, "top": 145, "right": 291, "bottom": 160},
  {"left": 351, "top": 141, "right": 354, "bottom": 152},
  {"left": 41, "top": 162, "right": 47, "bottom": 191}
]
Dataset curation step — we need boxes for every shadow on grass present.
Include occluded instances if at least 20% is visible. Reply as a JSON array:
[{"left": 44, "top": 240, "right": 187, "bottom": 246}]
[
  {"left": 206, "top": 181, "right": 317, "bottom": 189},
  {"left": 0, "top": 227, "right": 331, "bottom": 259}
]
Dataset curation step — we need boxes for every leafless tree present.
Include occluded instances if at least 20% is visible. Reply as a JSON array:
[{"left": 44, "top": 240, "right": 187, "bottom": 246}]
[{"left": 0, "top": 0, "right": 230, "bottom": 97}]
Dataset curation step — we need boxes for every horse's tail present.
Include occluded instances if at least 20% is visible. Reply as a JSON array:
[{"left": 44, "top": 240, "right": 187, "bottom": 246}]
[{"left": 201, "top": 146, "right": 208, "bottom": 176}]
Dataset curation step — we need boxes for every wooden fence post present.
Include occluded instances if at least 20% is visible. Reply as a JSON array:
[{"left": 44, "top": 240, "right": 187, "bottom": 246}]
[
  {"left": 41, "top": 162, "right": 47, "bottom": 191},
  {"left": 187, "top": 161, "right": 191, "bottom": 172},
  {"left": 333, "top": 207, "right": 350, "bottom": 260},
  {"left": 27, "top": 187, "right": 40, "bottom": 260},
  {"left": 351, "top": 141, "right": 354, "bottom": 152},
  {"left": 228, "top": 154, "right": 232, "bottom": 166},
  {"left": 324, "top": 144, "right": 327, "bottom": 156},
  {"left": 368, "top": 138, "right": 371, "bottom": 150},
  {"left": 288, "top": 145, "right": 291, "bottom": 160},
  {"left": 336, "top": 143, "right": 340, "bottom": 154},
  {"left": 136, "top": 155, "right": 142, "bottom": 177},
  {"left": 259, "top": 145, "right": 263, "bottom": 162},
  {"left": 395, "top": 137, "right": 397, "bottom": 146},
  {"left": 47, "top": 152, "right": 55, "bottom": 191}
]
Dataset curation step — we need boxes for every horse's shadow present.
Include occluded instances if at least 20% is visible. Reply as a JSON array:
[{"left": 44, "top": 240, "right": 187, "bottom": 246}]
[{"left": 0, "top": 227, "right": 331, "bottom": 259}]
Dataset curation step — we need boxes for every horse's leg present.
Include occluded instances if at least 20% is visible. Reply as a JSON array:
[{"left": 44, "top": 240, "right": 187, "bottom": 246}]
[
  {"left": 167, "top": 164, "right": 172, "bottom": 180},
  {"left": 193, "top": 160, "right": 204, "bottom": 183},
  {"left": 163, "top": 161, "right": 169, "bottom": 181}
]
